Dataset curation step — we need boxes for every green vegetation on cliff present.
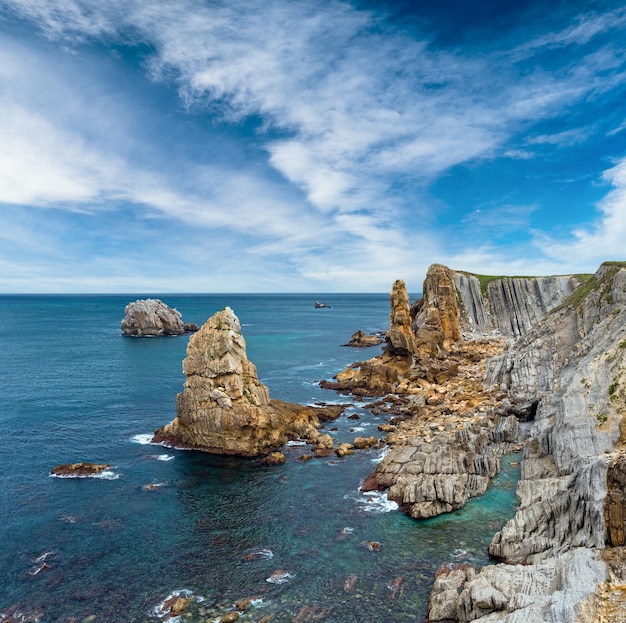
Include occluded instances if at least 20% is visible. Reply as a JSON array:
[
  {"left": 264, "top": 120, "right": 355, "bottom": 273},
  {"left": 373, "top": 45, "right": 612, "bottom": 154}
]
[{"left": 554, "top": 262, "right": 624, "bottom": 312}]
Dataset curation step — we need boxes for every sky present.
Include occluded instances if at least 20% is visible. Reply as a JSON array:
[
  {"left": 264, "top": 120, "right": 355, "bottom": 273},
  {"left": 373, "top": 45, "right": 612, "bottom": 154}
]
[{"left": 1, "top": 0, "right": 626, "bottom": 293}]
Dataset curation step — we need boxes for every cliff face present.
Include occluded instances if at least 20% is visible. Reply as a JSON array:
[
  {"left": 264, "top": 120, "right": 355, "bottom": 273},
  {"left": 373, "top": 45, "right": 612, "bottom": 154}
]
[
  {"left": 153, "top": 307, "right": 324, "bottom": 456},
  {"left": 452, "top": 272, "right": 582, "bottom": 338},
  {"left": 427, "top": 262, "right": 626, "bottom": 622}
]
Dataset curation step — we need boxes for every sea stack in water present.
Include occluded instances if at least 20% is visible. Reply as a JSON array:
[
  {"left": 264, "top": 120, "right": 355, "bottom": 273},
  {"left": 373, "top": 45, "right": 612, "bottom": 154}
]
[
  {"left": 121, "top": 299, "right": 199, "bottom": 336},
  {"left": 153, "top": 307, "right": 324, "bottom": 456}
]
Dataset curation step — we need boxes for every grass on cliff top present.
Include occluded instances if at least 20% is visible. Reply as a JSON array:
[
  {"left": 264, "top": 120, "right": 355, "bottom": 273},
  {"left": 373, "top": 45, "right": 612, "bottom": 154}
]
[
  {"left": 553, "top": 262, "right": 626, "bottom": 312},
  {"left": 456, "top": 271, "right": 536, "bottom": 296},
  {"left": 459, "top": 271, "right": 593, "bottom": 297}
]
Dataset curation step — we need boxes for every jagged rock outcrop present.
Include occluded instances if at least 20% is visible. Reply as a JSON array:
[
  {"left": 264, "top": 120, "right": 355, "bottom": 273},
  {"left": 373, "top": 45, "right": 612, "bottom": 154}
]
[
  {"left": 413, "top": 264, "right": 461, "bottom": 357},
  {"left": 426, "top": 262, "right": 626, "bottom": 622},
  {"left": 121, "top": 299, "right": 198, "bottom": 336},
  {"left": 322, "top": 280, "right": 417, "bottom": 395},
  {"left": 342, "top": 330, "right": 384, "bottom": 348},
  {"left": 50, "top": 462, "right": 112, "bottom": 477},
  {"left": 386, "top": 279, "right": 417, "bottom": 356},
  {"left": 153, "top": 307, "right": 330, "bottom": 456},
  {"left": 427, "top": 548, "right": 607, "bottom": 622},
  {"left": 369, "top": 415, "right": 519, "bottom": 518}
]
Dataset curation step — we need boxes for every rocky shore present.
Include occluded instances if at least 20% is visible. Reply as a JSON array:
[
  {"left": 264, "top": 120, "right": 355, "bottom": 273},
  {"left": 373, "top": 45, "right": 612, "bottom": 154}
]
[{"left": 322, "top": 261, "right": 626, "bottom": 621}]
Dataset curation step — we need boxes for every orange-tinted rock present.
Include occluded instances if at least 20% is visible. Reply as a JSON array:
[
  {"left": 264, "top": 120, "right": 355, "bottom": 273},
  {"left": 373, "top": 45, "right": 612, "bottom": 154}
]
[{"left": 153, "top": 307, "right": 321, "bottom": 456}]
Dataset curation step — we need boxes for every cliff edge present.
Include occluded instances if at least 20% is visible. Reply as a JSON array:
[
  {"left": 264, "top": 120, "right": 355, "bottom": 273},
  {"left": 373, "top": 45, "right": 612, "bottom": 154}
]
[{"left": 428, "top": 262, "right": 626, "bottom": 623}]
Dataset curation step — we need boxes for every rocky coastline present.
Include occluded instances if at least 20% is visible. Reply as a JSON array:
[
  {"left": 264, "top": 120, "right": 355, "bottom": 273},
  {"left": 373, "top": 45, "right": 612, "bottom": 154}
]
[{"left": 322, "top": 261, "right": 626, "bottom": 622}]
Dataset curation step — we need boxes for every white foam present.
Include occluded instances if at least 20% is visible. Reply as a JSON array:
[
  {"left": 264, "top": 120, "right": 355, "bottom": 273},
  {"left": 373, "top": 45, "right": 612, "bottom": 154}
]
[
  {"left": 153, "top": 589, "right": 195, "bottom": 618},
  {"left": 249, "top": 598, "right": 265, "bottom": 607},
  {"left": 156, "top": 454, "right": 174, "bottom": 461},
  {"left": 346, "top": 489, "right": 399, "bottom": 513},
  {"left": 50, "top": 469, "right": 120, "bottom": 480},
  {"left": 350, "top": 425, "right": 367, "bottom": 433},
  {"left": 266, "top": 571, "right": 294, "bottom": 584},
  {"left": 243, "top": 548, "right": 274, "bottom": 561},
  {"left": 142, "top": 482, "right": 166, "bottom": 491},
  {"left": 34, "top": 551, "right": 53, "bottom": 563},
  {"left": 130, "top": 433, "right": 154, "bottom": 445},
  {"left": 370, "top": 446, "right": 389, "bottom": 464},
  {"left": 286, "top": 440, "right": 307, "bottom": 447}
]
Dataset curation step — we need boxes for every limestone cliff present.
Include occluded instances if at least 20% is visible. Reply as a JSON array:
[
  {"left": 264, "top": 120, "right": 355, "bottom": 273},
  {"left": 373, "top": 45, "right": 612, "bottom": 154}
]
[
  {"left": 329, "top": 265, "right": 580, "bottom": 520},
  {"left": 452, "top": 270, "right": 582, "bottom": 339},
  {"left": 426, "top": 262, "right": 626, "bottom": 622},
  {"left": 153, "top": 307, "right": 325, "bottom": 456}
]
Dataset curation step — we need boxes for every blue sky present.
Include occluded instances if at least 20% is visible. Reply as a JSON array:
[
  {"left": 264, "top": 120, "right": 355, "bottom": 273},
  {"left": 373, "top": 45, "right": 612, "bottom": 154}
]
[{"left": 1, "top": 0, "right": 625, "bottom": 292}]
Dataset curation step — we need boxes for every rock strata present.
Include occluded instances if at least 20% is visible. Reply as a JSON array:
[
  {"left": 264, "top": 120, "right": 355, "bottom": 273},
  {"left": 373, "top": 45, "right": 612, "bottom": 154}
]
[
  {"left": 153, "top": 307, "right": 330, "bottom": 457},
  {"left": 424, "top": 262, "right": 626, "bottom": 622},
  {"left": 121, "top": 299, "right": 198, "bottom": 336},
  {"left": 321, "top": 262, "right": 626, "bottom": 621}
]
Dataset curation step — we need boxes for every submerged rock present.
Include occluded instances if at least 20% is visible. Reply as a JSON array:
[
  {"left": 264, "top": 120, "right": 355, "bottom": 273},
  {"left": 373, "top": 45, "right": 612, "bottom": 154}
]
[
  {"left": 153, "top": 307, "right": 327, "bottom": 457},
  {"left": 50, "top": 462, "right": 111, "bottom": 477},
  {"left": 121, "top": 299, "right": 197, "bottom": 336}
]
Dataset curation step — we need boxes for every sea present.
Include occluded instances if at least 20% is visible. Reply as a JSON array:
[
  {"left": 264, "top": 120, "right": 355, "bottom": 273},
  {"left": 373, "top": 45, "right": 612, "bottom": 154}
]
[{"left": 0, "top": 294, "right": 520, "bottom": 622}]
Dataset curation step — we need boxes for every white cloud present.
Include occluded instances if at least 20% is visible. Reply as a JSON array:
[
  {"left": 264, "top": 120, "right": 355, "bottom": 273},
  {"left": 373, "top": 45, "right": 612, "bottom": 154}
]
[
  {"left": 1, "top": 0, "right": 626, "bottom": 291},
  {"left": 537, "top": 158, "right": 626, "bottom": 265}
]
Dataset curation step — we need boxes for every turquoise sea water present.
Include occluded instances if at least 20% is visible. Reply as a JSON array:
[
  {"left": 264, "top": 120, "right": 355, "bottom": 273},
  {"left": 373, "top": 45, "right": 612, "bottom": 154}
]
[{"left": 0, "top": 294, "right": 520, "bottom": 622}]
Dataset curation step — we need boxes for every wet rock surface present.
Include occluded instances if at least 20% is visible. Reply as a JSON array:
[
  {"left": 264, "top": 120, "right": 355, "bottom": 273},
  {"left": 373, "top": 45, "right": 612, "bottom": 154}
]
[{"left": 50, "top": 462, "right": 111, "bottom": 477}]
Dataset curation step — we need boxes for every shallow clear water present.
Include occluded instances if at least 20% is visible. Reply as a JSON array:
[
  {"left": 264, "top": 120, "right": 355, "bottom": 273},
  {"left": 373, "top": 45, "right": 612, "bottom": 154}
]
[{"left": 0, "top": 294, "right": 520, "bottom": 622}]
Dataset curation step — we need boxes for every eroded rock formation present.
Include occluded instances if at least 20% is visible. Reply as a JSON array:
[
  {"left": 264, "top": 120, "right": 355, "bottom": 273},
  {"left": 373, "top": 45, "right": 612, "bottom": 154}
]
[
  {"left": 50, "top": 462, "right": 112, "bottom": 477},
  {"left": 424, "top": 262, "right": 626, "bottom": 622},
  {"left": 121, "top": 299, "right": 198, "bottom": 336},
  {"left": 153, "top": 307, "right": 330, "bottom": 456},
  {"left": 319, "top": 261, "right": 626, "bottom": 621}
]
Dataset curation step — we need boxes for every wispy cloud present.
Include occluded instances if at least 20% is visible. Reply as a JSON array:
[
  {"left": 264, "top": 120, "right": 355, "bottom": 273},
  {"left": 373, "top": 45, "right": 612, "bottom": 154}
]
[{"left": 1, "top": 0, "right": 626, "bottom": 291}]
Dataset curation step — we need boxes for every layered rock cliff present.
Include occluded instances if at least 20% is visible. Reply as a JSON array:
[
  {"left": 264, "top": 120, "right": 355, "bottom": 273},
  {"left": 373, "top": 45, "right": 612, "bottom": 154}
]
[
  {"left": 329, "top": 265, "right": 581, "bottom": 520},
  {"left": 425, "top": 262, "right": 626, "bottom": 622},
  {"left": 153, "top": 307, "right": 328, "bottom": 456},
  {"left": 318, "top": 261, "right": 626, "bottom": 621},
  {"left": 453, "top": 270, "right": 582, "bottom": 338}
]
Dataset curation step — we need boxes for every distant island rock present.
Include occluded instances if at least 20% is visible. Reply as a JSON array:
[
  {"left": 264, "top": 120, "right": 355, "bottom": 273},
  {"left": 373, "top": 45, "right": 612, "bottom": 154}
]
[
  {"left": 152, "top": 306, "right": 341, "bottom": 457},
  {"left": 342, "top": 330, "right": 384, "bottom": 348},
  {"left": 121, "top": 299, "right": 199, "bottom": 336}
]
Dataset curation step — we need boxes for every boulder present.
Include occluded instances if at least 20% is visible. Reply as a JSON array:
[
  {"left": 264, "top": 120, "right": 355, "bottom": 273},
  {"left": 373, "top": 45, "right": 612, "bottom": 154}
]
[
  {"left": 121, "top": 299, "right": 197, "bottom": 336},
  {"left": 153, "top": 307, "right": 324, "bottom": 456}
]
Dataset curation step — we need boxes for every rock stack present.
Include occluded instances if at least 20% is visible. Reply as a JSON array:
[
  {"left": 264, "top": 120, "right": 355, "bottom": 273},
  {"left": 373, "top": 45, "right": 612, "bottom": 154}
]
[{"left": 153, "top": 307, "right": 327, "bottom": 456}]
